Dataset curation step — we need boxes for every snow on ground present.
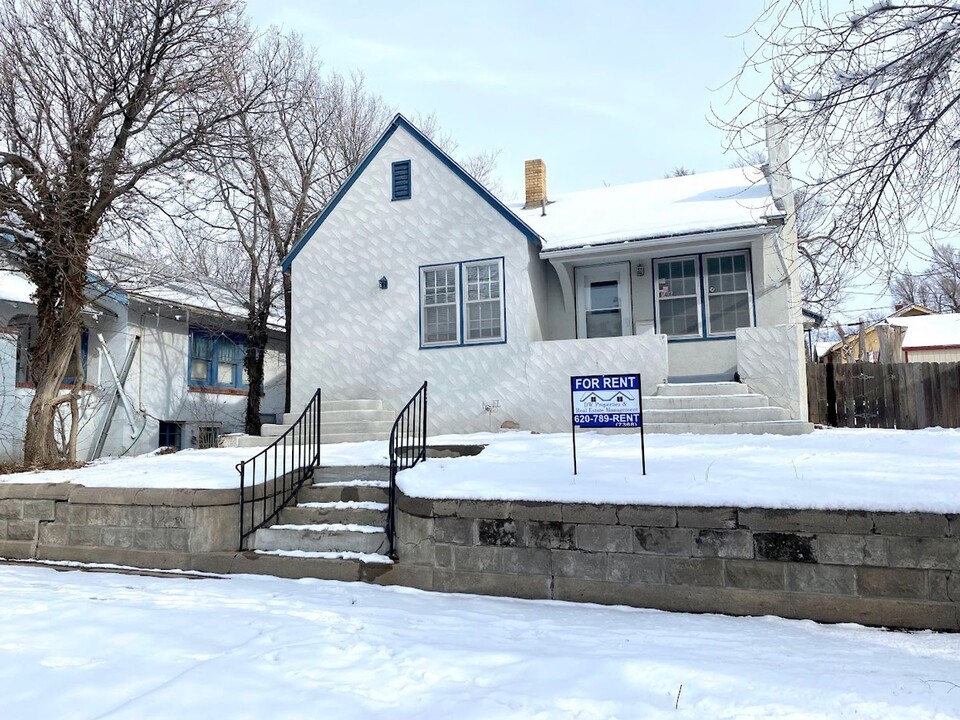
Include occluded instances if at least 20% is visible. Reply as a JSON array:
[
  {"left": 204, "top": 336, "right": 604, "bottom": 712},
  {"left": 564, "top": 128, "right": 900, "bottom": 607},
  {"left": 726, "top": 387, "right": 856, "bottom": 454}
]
[
  {"left": 0, "top": 564, "right": 958, "bottom": 720},
  {"left": 401, "top": 428, "right": 960, "bottom": 513},
  {"left": 0, "top": 441, "right": 388, "bottom": 489},
  {"left": 3, "top": 428, "right": 960, "bottom": 512}
]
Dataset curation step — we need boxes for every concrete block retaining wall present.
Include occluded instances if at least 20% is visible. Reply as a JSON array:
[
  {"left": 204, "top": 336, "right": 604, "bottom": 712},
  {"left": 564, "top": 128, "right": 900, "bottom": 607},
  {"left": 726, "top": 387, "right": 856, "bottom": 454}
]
[
  {"left": 395, "top": 493, "right": 960, "bottom": 631},
  {"left": 0, "top": 484, "right": 239, "bottom": 568}
]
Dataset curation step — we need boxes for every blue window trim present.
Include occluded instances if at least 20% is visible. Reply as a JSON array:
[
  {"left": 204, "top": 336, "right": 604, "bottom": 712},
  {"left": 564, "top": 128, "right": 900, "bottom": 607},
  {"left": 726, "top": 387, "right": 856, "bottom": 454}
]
[
  {"left": 651, "top": 248, "right": 755, "bottom": 342},
  {"left": 188, "top": 328, "right": 247, "bottom": 389},
  {"left": 418, "top": 256, "right": 507, "bottom": 350},
  {"left": 391, "top": 160, "right": 411, "bottom": 201},
  {"left": 282, "top": 114, "right": 540, "bottom": 271},
  {"left": 158, "top": 421, "right": 183, "bottom": 450}
]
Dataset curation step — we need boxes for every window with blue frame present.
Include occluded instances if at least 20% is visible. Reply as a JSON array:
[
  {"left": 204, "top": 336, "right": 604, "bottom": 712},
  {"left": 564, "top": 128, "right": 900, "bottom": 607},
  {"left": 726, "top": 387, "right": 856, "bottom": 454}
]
[
  {"left": 653, "top": 250, "right": 754, "bottom": 340},
  {"left": 188, "top": 329, "right": 246, "bottom": 389},
  {"left": 419, "top": 258, "right": 506, "bottom": 348},
  {"left": 12, "top": 315, "right": 87, "bottom": 385},
  {"left": 158, "top": 421, "right": 183, "bottom": 449},
  {"left": 392, "top": 160, "right": 411, "bottom": 200}
]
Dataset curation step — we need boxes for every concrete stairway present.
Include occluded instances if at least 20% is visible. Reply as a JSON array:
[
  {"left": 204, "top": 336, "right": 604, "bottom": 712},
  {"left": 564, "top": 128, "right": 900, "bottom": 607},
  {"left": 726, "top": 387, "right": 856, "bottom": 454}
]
[
  {"left": 233, "top": 399, "right": 396, "bottom": 447},
  {"left": 253, "top": 466, "right": 391, "bottom": 562},
  {"left": 642, "top": 382, "right": 813, "bottom": 435}
]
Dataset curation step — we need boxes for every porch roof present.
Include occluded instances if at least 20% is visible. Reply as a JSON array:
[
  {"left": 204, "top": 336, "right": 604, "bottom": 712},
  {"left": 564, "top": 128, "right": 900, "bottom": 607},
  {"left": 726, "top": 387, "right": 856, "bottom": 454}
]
[{"left": 510, "top": 166, "right": 780, "bottom": 253}]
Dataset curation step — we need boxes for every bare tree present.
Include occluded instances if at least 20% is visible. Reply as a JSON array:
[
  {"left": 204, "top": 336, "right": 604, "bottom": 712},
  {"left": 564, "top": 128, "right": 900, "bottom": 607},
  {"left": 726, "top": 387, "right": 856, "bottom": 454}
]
[
  {"left": 890, "top": 242, "right": 960, "bottom": 312},
  {"left": 174, "top": 33, "right": 394, "bottom": 427},
  {"left": 728, "top": 149, "right": 767, "bottom": 169},
  {"left": 411, "top": 111, "right": 503, "bottom": 196},
  {"left": 0, "top": 0, "right": 249, "bottom": 465},
  {"left": 664, "top": 166, "right": 695, "bottom": 178},
  {"left": 724, "top": 1, "right": 960, "bottom": 307}
]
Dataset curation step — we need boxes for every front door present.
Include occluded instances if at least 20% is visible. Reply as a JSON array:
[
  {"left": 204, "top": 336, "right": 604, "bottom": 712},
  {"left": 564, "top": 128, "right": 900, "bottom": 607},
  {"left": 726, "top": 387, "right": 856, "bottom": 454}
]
[{"left": 575, "top": 263, "right": 632, "bottom": 339}]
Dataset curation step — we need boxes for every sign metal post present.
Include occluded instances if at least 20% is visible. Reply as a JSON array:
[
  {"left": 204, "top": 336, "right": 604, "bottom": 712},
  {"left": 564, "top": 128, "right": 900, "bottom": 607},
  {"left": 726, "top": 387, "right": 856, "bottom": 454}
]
[{"left": 570, "top": 373, "right": 646, "bottom": 476}]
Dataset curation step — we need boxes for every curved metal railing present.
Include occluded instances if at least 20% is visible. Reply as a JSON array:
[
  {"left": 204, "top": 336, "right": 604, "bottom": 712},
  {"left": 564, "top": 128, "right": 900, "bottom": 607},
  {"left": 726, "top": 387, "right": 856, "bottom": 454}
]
[
  {"left": 386, "top": 381, "right": 428, "bottom": 559},
  {"left": 237, "top": 388, "right": 322, "bottom": 550}
]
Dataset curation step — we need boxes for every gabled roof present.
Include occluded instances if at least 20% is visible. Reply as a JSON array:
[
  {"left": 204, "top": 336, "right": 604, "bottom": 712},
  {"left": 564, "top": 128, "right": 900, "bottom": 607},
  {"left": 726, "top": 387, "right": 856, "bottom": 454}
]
[
  {"left": 512, "top": 166, "right": 780, "bottom": 253},
  {"left": 282, "top": 114, "right": 541, "bottom": 271}
]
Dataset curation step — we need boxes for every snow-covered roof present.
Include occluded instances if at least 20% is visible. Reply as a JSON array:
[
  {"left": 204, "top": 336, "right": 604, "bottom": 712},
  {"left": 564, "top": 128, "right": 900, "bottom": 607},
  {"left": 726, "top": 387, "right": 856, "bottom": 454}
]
[
  {"left": 0, "top": 269, "right": 37, "bottom": 304},
  {"left": 0, "top": 268, "right": 283, "bottom": 330},
  {"left": 815, "top": 340, "right": 835, "bottom": 359},
  {"left": 509, "top": 166, "right": 779, "bottom": 252},
  {"left": 887, "top": 313, "right": 960, "bottom": 349}
]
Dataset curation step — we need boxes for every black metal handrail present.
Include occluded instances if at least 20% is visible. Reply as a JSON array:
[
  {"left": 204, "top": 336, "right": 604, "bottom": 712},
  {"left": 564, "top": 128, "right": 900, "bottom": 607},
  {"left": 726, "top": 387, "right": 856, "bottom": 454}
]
[
  {"left": 237, "top": 388, "right": 322, "bottom": 550},
  {"left": 386, "top": 381, "right": 428, "bottom": 559}
]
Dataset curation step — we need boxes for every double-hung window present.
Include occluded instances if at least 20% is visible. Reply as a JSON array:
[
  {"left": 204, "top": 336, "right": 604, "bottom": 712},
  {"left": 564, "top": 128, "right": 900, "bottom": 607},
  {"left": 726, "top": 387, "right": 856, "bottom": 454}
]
[
  {"left": 704, "top": 253, "right": 751, "bottom": 335},
  {"left": 420, "top": 258, "right": 505, "bottom": 348},
  {"left": 654, "top": 250, "right": 753, "bottom": 339},
  {"left": 422, "top": 265, "right": 460, "bottom": 345},
  {"left": 189, "top": 329, "right": 246, "bottom": 389},
  {"left": 655, "top": 257, "right": 701, "bottom": 338}
]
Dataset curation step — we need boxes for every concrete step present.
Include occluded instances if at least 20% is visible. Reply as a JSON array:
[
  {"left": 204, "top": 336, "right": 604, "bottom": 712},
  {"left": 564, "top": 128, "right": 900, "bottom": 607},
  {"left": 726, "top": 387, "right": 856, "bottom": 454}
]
[
  {"left": 220, "top": 433, "right": 303, "bottom": 449},
  {"left": 320, "top": 431, "right": 390, "bottom": 444},
  {"left": 283, "top": 400, "right": 385, "bottom": 423},
  {"left": 300, "top": 483, "right": 389, "bottom": 504},
  {"left": 261, "top": 419, "right": 394, "bottom": 438},
  {"left": 236, "top": 425, "right": 390, "bottom": 447},
  {"left": 643, "top": 420, "right": 814, "bottom": 435},
  {"left": 254, "top": 523, "right": 388, "bottom": 554},
  {"left": 324, "top": 420, "right": 395, "bottom": 435},
  {"left": 321, "top": 409, "right": 395, "bottom": 423},
  {"left": 643, "top": 407, "right": 790, "bottom": 424},
  {"left": 280, "top": 503, "right": 387, "bottom": 527},
  {"left": 642, "top": 394, "right": 770, "bottom": 410},
  {"left": 655, "top": 382, "right": 749, "bottom": 397},
  {"left": 313, "top": 466, "right": 390, "bottom": 483}
]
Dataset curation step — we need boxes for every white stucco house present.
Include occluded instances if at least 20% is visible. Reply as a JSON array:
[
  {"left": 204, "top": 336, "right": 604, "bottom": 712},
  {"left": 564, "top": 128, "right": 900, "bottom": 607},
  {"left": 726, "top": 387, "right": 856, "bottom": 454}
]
[
  {"left": 283, "top": 114, "right": 809, "bottom": 437},
  {"left": 0, "top": 270, "right": 286, "bottom": 462}
]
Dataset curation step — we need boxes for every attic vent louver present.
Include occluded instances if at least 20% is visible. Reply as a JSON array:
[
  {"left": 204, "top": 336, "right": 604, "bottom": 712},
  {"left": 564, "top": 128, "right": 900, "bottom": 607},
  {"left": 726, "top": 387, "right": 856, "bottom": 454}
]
[{"left": 392, "top": 160, "right": 411, "bottom": 200}]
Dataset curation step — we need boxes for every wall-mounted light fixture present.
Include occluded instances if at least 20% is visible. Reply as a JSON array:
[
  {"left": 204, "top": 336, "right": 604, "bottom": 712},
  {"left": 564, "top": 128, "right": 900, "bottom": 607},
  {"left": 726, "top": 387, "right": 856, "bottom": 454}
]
[
  {"left": 378, "top": 276, "right": 388, "bottom": 290},
  {"left": 635, "top": 262, "right": 645, "bottom": 277}
]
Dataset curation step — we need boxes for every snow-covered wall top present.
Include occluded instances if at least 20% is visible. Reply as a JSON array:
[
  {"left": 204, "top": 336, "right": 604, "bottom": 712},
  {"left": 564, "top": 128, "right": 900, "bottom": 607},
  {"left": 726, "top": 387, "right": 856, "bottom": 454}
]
[
  {"left": 511, "top": 166, "right": 778, "bottom": 252},
  {"left": 888, "top": 313, "right": 960, "bottom": 349}
]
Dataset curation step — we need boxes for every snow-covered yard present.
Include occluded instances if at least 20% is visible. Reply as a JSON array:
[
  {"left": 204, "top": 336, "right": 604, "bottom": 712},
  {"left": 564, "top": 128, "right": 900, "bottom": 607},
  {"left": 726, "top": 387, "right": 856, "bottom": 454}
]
[
  {"left": 3, "top": 428, "right": 960, "bottom": 513},
  {"left": 1, "top": 564, "right": 958, "bottom": 719}
]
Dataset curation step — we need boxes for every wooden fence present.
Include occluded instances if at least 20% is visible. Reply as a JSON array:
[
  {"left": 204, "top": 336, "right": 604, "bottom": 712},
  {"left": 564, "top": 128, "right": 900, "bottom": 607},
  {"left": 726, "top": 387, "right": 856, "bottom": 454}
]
[{"left": 807, "top": 361, "right": 960, "bottom": 429}]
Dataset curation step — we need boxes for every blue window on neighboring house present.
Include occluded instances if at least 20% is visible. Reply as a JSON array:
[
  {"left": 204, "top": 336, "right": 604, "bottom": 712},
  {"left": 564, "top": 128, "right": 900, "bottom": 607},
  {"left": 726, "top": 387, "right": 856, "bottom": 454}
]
[
  {"left": 12, "top": 316, "right": 87, "bottom": 385},
  {"left": 158, "top": 421, "right": 183, "bottom": 449},
  {"left": 188, "top": 328, "right": 246, "bottom": 389},
  {"left": 392, "top": 160, "right": 411, "bottom": 200}
]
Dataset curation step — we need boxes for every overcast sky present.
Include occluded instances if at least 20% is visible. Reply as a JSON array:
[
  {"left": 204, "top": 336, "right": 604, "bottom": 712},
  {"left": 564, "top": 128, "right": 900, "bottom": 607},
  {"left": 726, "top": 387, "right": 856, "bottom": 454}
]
[{"left": 245, "top": 1, "right": 767, "bottom": 201}]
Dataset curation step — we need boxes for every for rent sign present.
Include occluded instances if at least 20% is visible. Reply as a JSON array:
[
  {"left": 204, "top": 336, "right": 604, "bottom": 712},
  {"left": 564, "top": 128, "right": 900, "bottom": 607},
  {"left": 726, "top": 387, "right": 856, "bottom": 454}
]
[
  {"left": 571, "top": 374, "right": 641, "bottom": 428},
  {"left": 569, "top": 373, "right": 646, "bottom": 476}
]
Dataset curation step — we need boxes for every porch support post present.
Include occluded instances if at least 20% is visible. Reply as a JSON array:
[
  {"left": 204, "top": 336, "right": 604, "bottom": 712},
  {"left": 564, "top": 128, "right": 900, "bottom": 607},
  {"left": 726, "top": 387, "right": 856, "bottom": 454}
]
[{"left": 549, "top": 259, "right": 576, "bottom": 314}]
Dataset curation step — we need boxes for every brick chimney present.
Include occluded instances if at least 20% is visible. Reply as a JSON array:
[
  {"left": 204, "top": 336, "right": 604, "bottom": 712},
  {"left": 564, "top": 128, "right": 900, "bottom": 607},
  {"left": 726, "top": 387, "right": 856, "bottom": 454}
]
[{"left": 524, "top": 159, "right": 547, "bottom": 209}]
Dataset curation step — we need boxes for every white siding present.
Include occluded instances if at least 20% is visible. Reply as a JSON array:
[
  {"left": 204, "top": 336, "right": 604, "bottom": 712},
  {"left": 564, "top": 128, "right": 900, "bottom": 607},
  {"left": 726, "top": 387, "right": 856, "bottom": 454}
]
[
  {"left": 906, "top": 348, "right": 960, "bottom": 363},
  {"left": 290, "top": 127, "right": 669, "bottom": 433}
]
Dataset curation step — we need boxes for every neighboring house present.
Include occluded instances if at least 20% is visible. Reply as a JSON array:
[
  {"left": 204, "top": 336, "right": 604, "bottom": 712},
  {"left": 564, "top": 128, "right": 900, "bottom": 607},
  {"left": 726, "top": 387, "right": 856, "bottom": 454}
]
[
  {"left": 283, "top": 114, "right": 807, "bottom": 435},
  {"left": 887, "top": 313, "right": 960, "bottom": 363},
  {"left": 822, "top": 304, "right": 935, "bottom": 363},
  {"left": 0, "top": 269, "right": 286, "bottom": 463}
]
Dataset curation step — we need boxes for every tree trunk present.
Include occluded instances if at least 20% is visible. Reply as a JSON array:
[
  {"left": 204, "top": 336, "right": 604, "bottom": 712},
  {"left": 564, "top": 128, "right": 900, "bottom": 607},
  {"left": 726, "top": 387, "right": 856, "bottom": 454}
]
[
  {"left": 244, "top": 311, "right": 269, "bottom": 435},
  {"left": 22, "top": 259, "right": 87, "bottom": 466},
  {"left": 22, "top": 324, "right": 82, "bottom": 465}
]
